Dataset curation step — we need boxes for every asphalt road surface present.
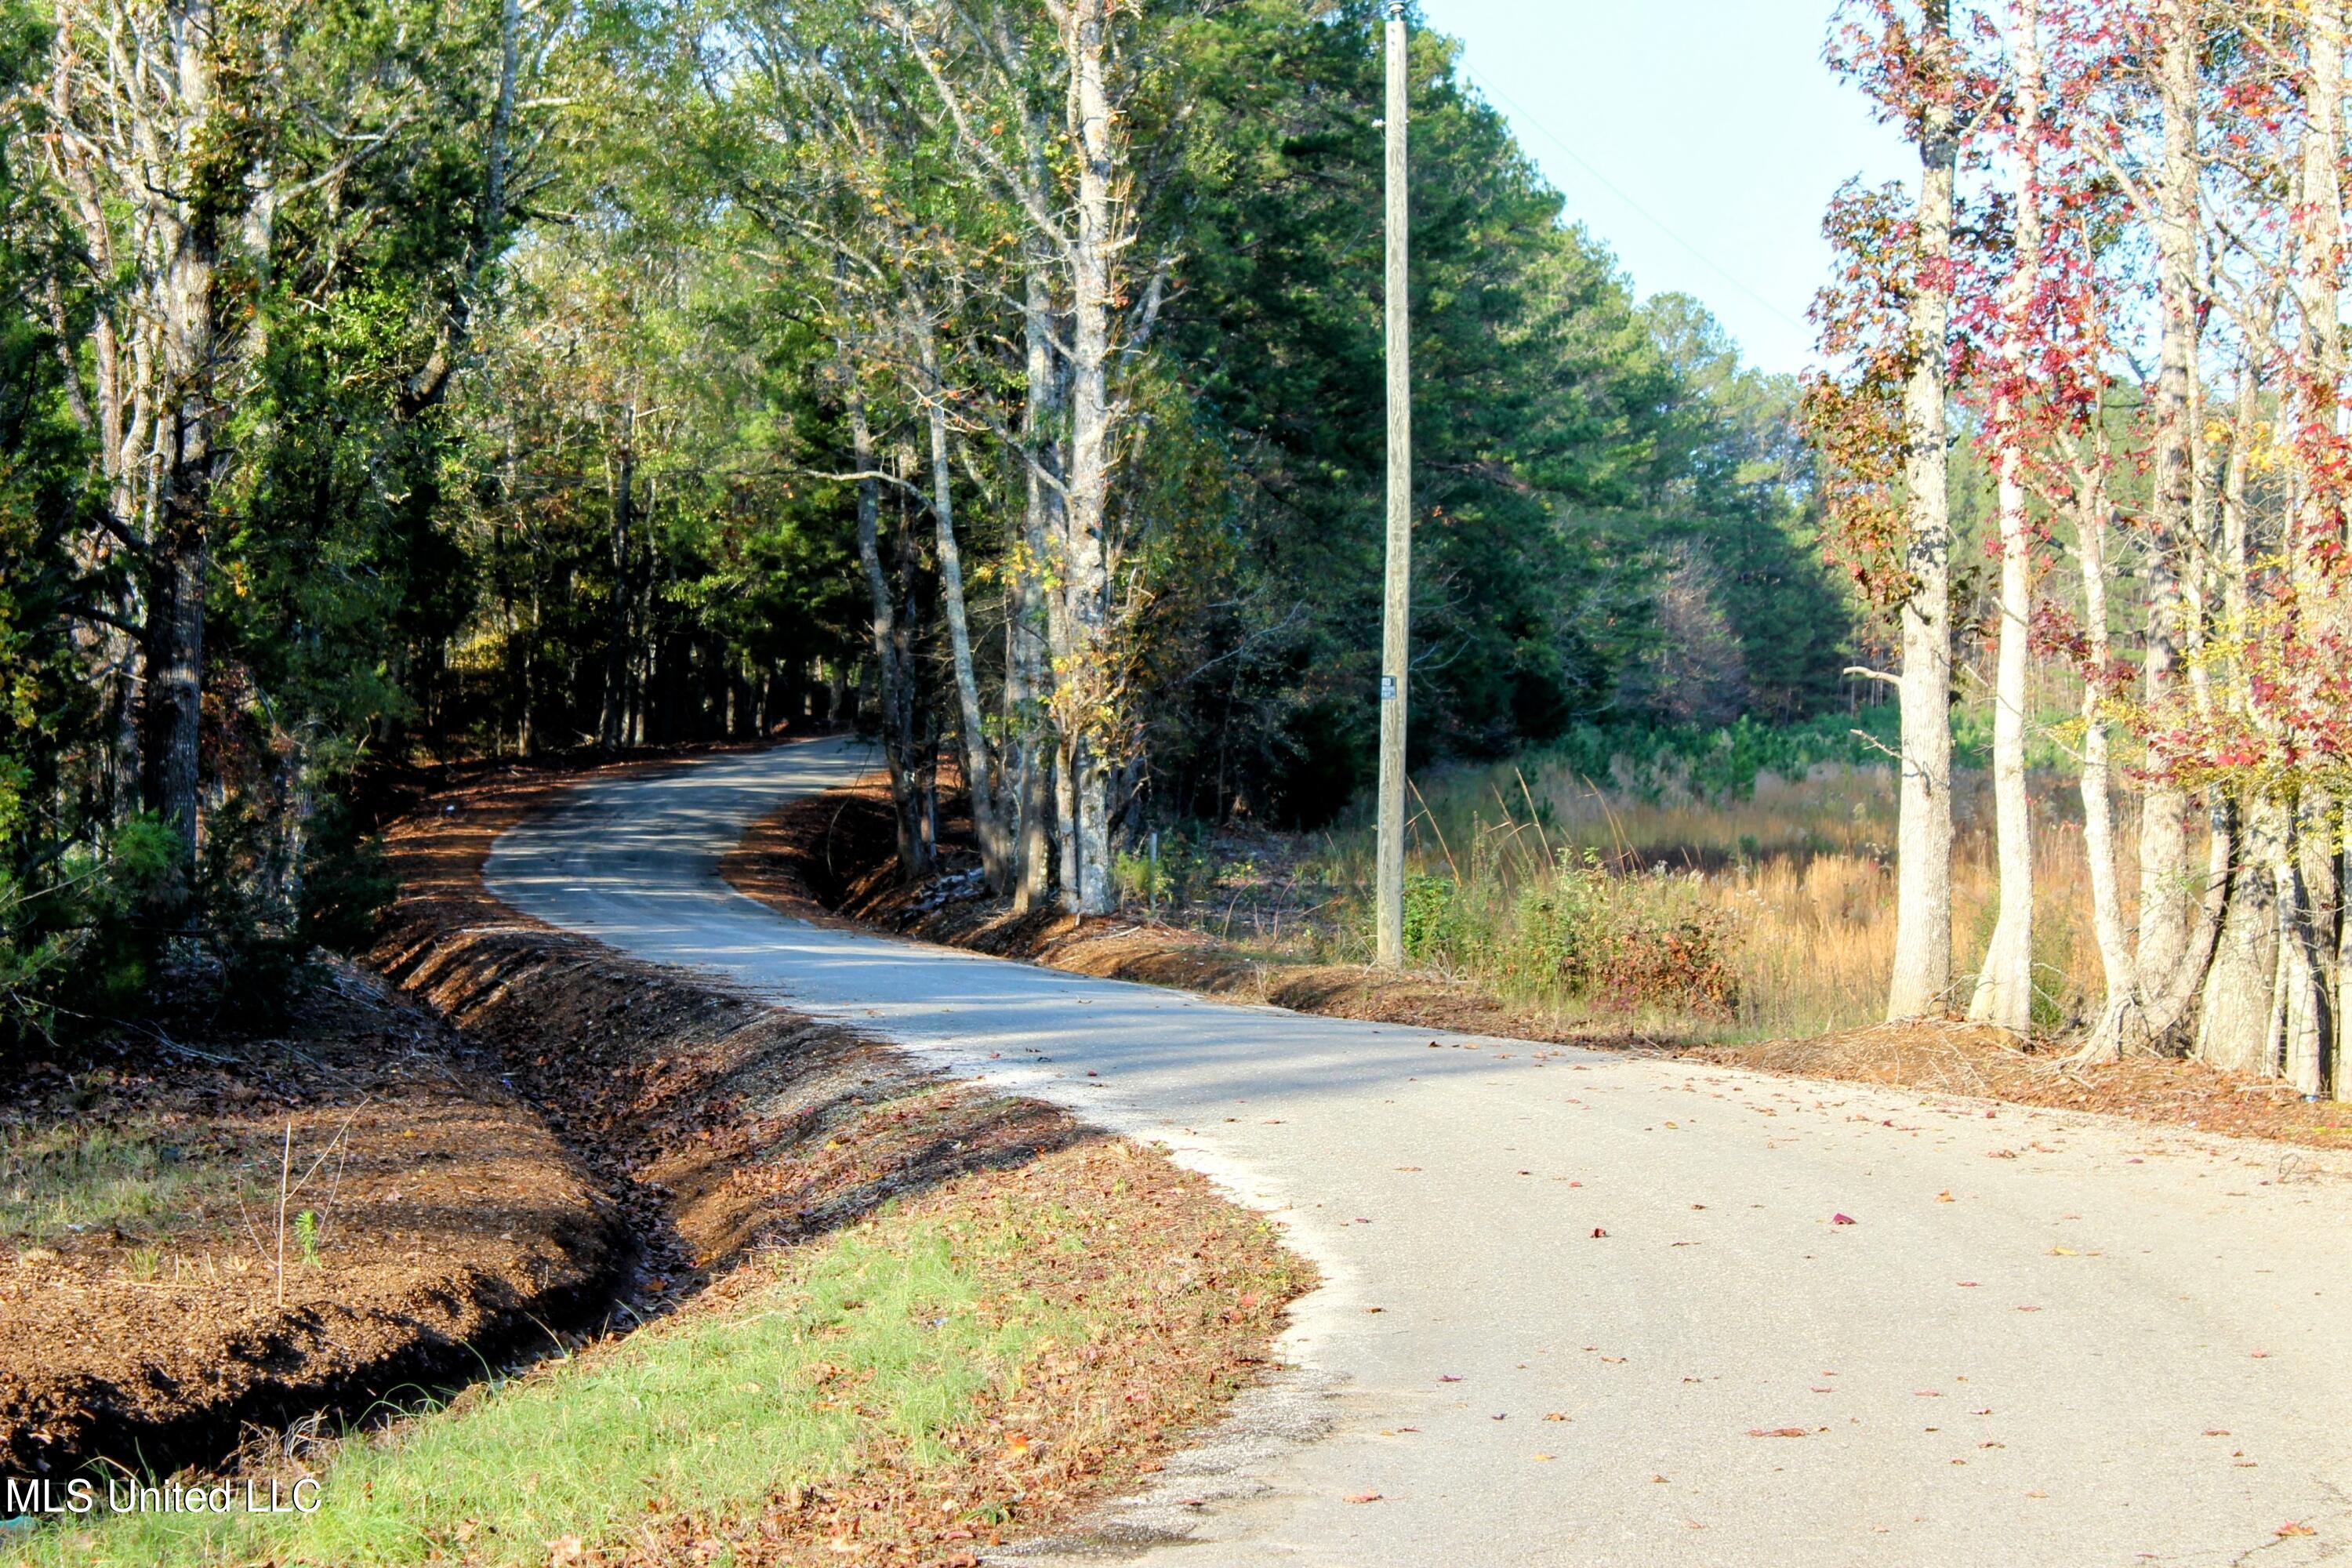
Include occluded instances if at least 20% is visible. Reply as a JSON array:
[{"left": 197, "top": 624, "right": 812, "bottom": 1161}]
[{"left": 485, "top": 735, "right": 2352, "bottom": 1567}]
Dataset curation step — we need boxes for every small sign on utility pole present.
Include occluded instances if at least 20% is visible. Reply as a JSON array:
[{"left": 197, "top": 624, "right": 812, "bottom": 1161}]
[{"left": 1374, "top": 1, "right": 1413, "bottom": 970}]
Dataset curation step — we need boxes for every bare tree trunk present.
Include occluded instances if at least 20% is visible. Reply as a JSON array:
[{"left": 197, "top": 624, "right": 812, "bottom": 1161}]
[
  {"left": 1970, "top": 0, "right": 2042, "bottom": 1035},
  {"left": 1888, "top": 0, "right": 1958, "bottom": 1021},
  {"left": 2196, "top": 327, "right": 2274, "bottom": 1064},
  {"left": 916, "top": 328, "right": 1010, "bottom": 891},
  {"left": 2137, "top": 0, "right": 2205, "bottom": 1005},
  {"left": 2284, "top": 0, "right": 2346, "bottom": 1095},
  {"left": 1009, "top": 252, "right": 1061, "bottom": 913},
  {"left": 143, "top": 0, "right": 227, "bottom": 874},
  {"left": 601, "top": 405, "right": 635, "bottom": 749},
  {"left": 1056, "top": 0, "right": 1121, "bottom": 916},
  {"left": 2074, "top": 452, "right": 2149, "bottom": 1056},
  {"left": 2263, "top": 799, "right": 2329, "bottom": 1094},
  {"left": 847, "top": 377, "right": 932, "bottom": 880}
]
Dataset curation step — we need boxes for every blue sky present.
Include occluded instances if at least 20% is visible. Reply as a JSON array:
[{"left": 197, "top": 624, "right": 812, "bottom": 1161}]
[{"left": 1423, "top": 0, "right": 1914, "bottom": 376}]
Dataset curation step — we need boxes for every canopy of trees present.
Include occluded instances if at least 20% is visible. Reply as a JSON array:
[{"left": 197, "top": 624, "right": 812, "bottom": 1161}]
[{"left": 0, "top": 0, "right": 1853, "bottom": 1044}]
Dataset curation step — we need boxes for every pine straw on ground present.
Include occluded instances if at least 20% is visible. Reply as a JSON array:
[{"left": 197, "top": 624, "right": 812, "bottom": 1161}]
[
  {"left": 348, "top": 748, "right": 1314, "bottom": 1566},
  {"left": 724, "top": 768, "right": 2352, "bottom": 1157},
  {"left": 0, "top": 965, "right": 616, "bottom": 1483},
  {"left": 1697, "top": 1020, "right": 2352, "bottom": 1152}
]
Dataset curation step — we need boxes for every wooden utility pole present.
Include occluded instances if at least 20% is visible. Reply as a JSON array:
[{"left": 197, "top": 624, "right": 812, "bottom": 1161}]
[{"left": 1375, "top": 0, "right": 1412, "bottom": 968}]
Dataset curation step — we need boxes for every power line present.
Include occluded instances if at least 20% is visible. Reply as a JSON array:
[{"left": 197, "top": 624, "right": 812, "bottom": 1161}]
[{"left": 1459, "top": 64, "right": 1810, "bottom": 335}]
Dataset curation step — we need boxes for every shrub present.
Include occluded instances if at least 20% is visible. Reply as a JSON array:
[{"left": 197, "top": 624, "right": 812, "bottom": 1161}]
[
  {"left": 1501, "top": 853, "right": 1740, "bottom": 1018},
  {"left": 1401, "top": 872, "right": 1473, "bottom": 962}
]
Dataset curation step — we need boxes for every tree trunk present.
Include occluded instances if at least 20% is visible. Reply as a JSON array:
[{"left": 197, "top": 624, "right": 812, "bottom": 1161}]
[
  {"left": 1969, "top": 0, "right": 2042, "bottom": 1036},
  {"left": 2273, "top": 810, "right": 2330, "bottom": 1095},
  {"left": 916, "top": 326, "right": 1009, "bottom": 891},
  {"left": 1009, "top": 245, "right": 1061, "bottom": 913},
  {"left": 2136, "top": 0, "right": 2205, "bottom": 1006},
  {"left": 2074, "top": 465, "right": 2148, "bottom": 1057},
  {"left": 600, "top": 405, "right": 635, "bottom": 749},
  {"left": 1055, "top": 0, "right": 1120, "bottom": 916},
  {"left": 144, "top": 0, "right": 225, "bottom": 874},
  {"left": 1887, "top": 0, "right": 1958, "bottom": 1021},
  {"left": 846, "top": 376, "right": 932, "bottom": 880},
  {"left": 2296, "top": 0, "right": 2346, "bottom": 1098}
]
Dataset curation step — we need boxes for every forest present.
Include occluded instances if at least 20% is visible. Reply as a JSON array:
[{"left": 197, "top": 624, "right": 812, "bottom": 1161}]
[{"left": 0, "top": 0, "right": 1856, "bottom": 1044}]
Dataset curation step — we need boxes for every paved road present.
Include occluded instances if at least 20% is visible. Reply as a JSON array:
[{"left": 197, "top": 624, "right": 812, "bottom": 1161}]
[{"left": 487, "top": 737, "right": 2352, "bottom": 1567}]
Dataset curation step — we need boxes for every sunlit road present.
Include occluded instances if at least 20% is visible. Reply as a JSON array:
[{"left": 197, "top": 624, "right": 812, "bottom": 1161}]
[{"left": 486, "top": 735, "right": 2352, "bottom": 1567}]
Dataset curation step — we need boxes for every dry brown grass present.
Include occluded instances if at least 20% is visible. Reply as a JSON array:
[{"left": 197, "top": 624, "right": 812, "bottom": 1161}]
[{"left": 1314, "top": 759, "right": 2138, "bottom": 1042}]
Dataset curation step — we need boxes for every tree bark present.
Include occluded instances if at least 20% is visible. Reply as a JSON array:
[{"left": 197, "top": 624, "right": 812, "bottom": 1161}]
[
  {"left": 1054, "top": 0, "right": 1121, "bottom": 915},
  {"left": 1009, "top": 248, "right": 1061, "bottom": 913},
  {"left": 1888, "top": 0, "right": 1958, "bottom": 1021},
  {"left": 143, "top": 0, "right": 227, "bottom": 873},
  {"left": 1970, "top": 0, "right": 2042, "bottom": 1035},
  {"left": 2136, "top": 0, "right": 2205, "bottom": 1006},
  {"left": 2074, "top": 448, "right": 2149, "bottom": 1056},
  {"left": 916, "top": 326, "right": 1010, "bottom": 891},
  {"left": 846, "top": 376, "right": 933, "bottom": 880},
  {"left": 601, "top": 405, "right": 635, "bottom": 749}
]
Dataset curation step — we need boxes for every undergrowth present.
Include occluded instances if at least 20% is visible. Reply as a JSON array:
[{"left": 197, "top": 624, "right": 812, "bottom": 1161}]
[{"left": 0, "top": 1120, "right": 252, "bottom": 1250}]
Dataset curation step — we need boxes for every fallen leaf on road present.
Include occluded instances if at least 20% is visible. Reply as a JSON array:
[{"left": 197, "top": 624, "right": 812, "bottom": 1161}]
[
  {"left": 2278, "top": 1523, "right": 2316, "bottom": 1537},
  {"left": 1439, "top": 1374, "right": 1463, "bottom": 1382},
  {"left": 2204, "top": 1428, "right": 2230, "bottom": 1436},
  {"left": 1937, "top": 1191, "right": 1955, "bottom": 1203},
  {"left": 1346, "top": 1491, "right": 1383, "bottom": 1504},
  {"left": 1957, "top": 1280, "right": 1979, "bottom": 1287},
  {"left": 1533, "top": 1452, "right": 1555, "bottom": 1461},
  {"left": 1591, "top": 1227, "right": 1609, "bottom": 1238},
  {"left": 2026, "top": 1490, "right": 2048, "bottom": 1498},
  {"left": 2016, "top": 1305, "right": 2043, "bottom": 1312},
  {"left": 1747, "top": 1427, "right": 1809, "bottom": 1438},
  {"left": 1832, "top": 1213, "right": 1857, "bottom": 1225},
  {"left": 1544, "top": 1412, "right": 1569, "bottom": 1421},
  {"left": 2251, "top": 1350, "right": 2271, "bottom": 1359},
  {"left": 2049, "top": 1247, "right": 2078, "bottom": 1256}
]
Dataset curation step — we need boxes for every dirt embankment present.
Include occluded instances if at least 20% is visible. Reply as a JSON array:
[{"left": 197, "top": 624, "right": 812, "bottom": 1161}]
[
  {"left": 5, "top": 751, "right": 1312, "bottom": 1565},
  {"left": 0, "top": 966, "right": 615, "bottom": 1483},
  {"left": 725, "top": 770, "right": 2352, "bottom": 1155}
]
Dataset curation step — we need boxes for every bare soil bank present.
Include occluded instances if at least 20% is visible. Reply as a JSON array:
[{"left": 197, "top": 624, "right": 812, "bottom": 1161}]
[{"left": 0, "top": 967, "right": 615, "bottom": 1483}]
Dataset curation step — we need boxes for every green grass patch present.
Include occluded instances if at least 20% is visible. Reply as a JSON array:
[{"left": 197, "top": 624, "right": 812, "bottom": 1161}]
[
  {"left": 20, "top": 1203, "right": 1072, "bottom": 1566},
  {"left": 0, "top": 1120, "right": 249, "bottom": 1249}
]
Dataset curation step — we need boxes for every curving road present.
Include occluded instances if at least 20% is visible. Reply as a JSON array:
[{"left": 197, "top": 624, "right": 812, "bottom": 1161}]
[{"left": 487, "top": 736, "right": 2352, "bottom": 1568}]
